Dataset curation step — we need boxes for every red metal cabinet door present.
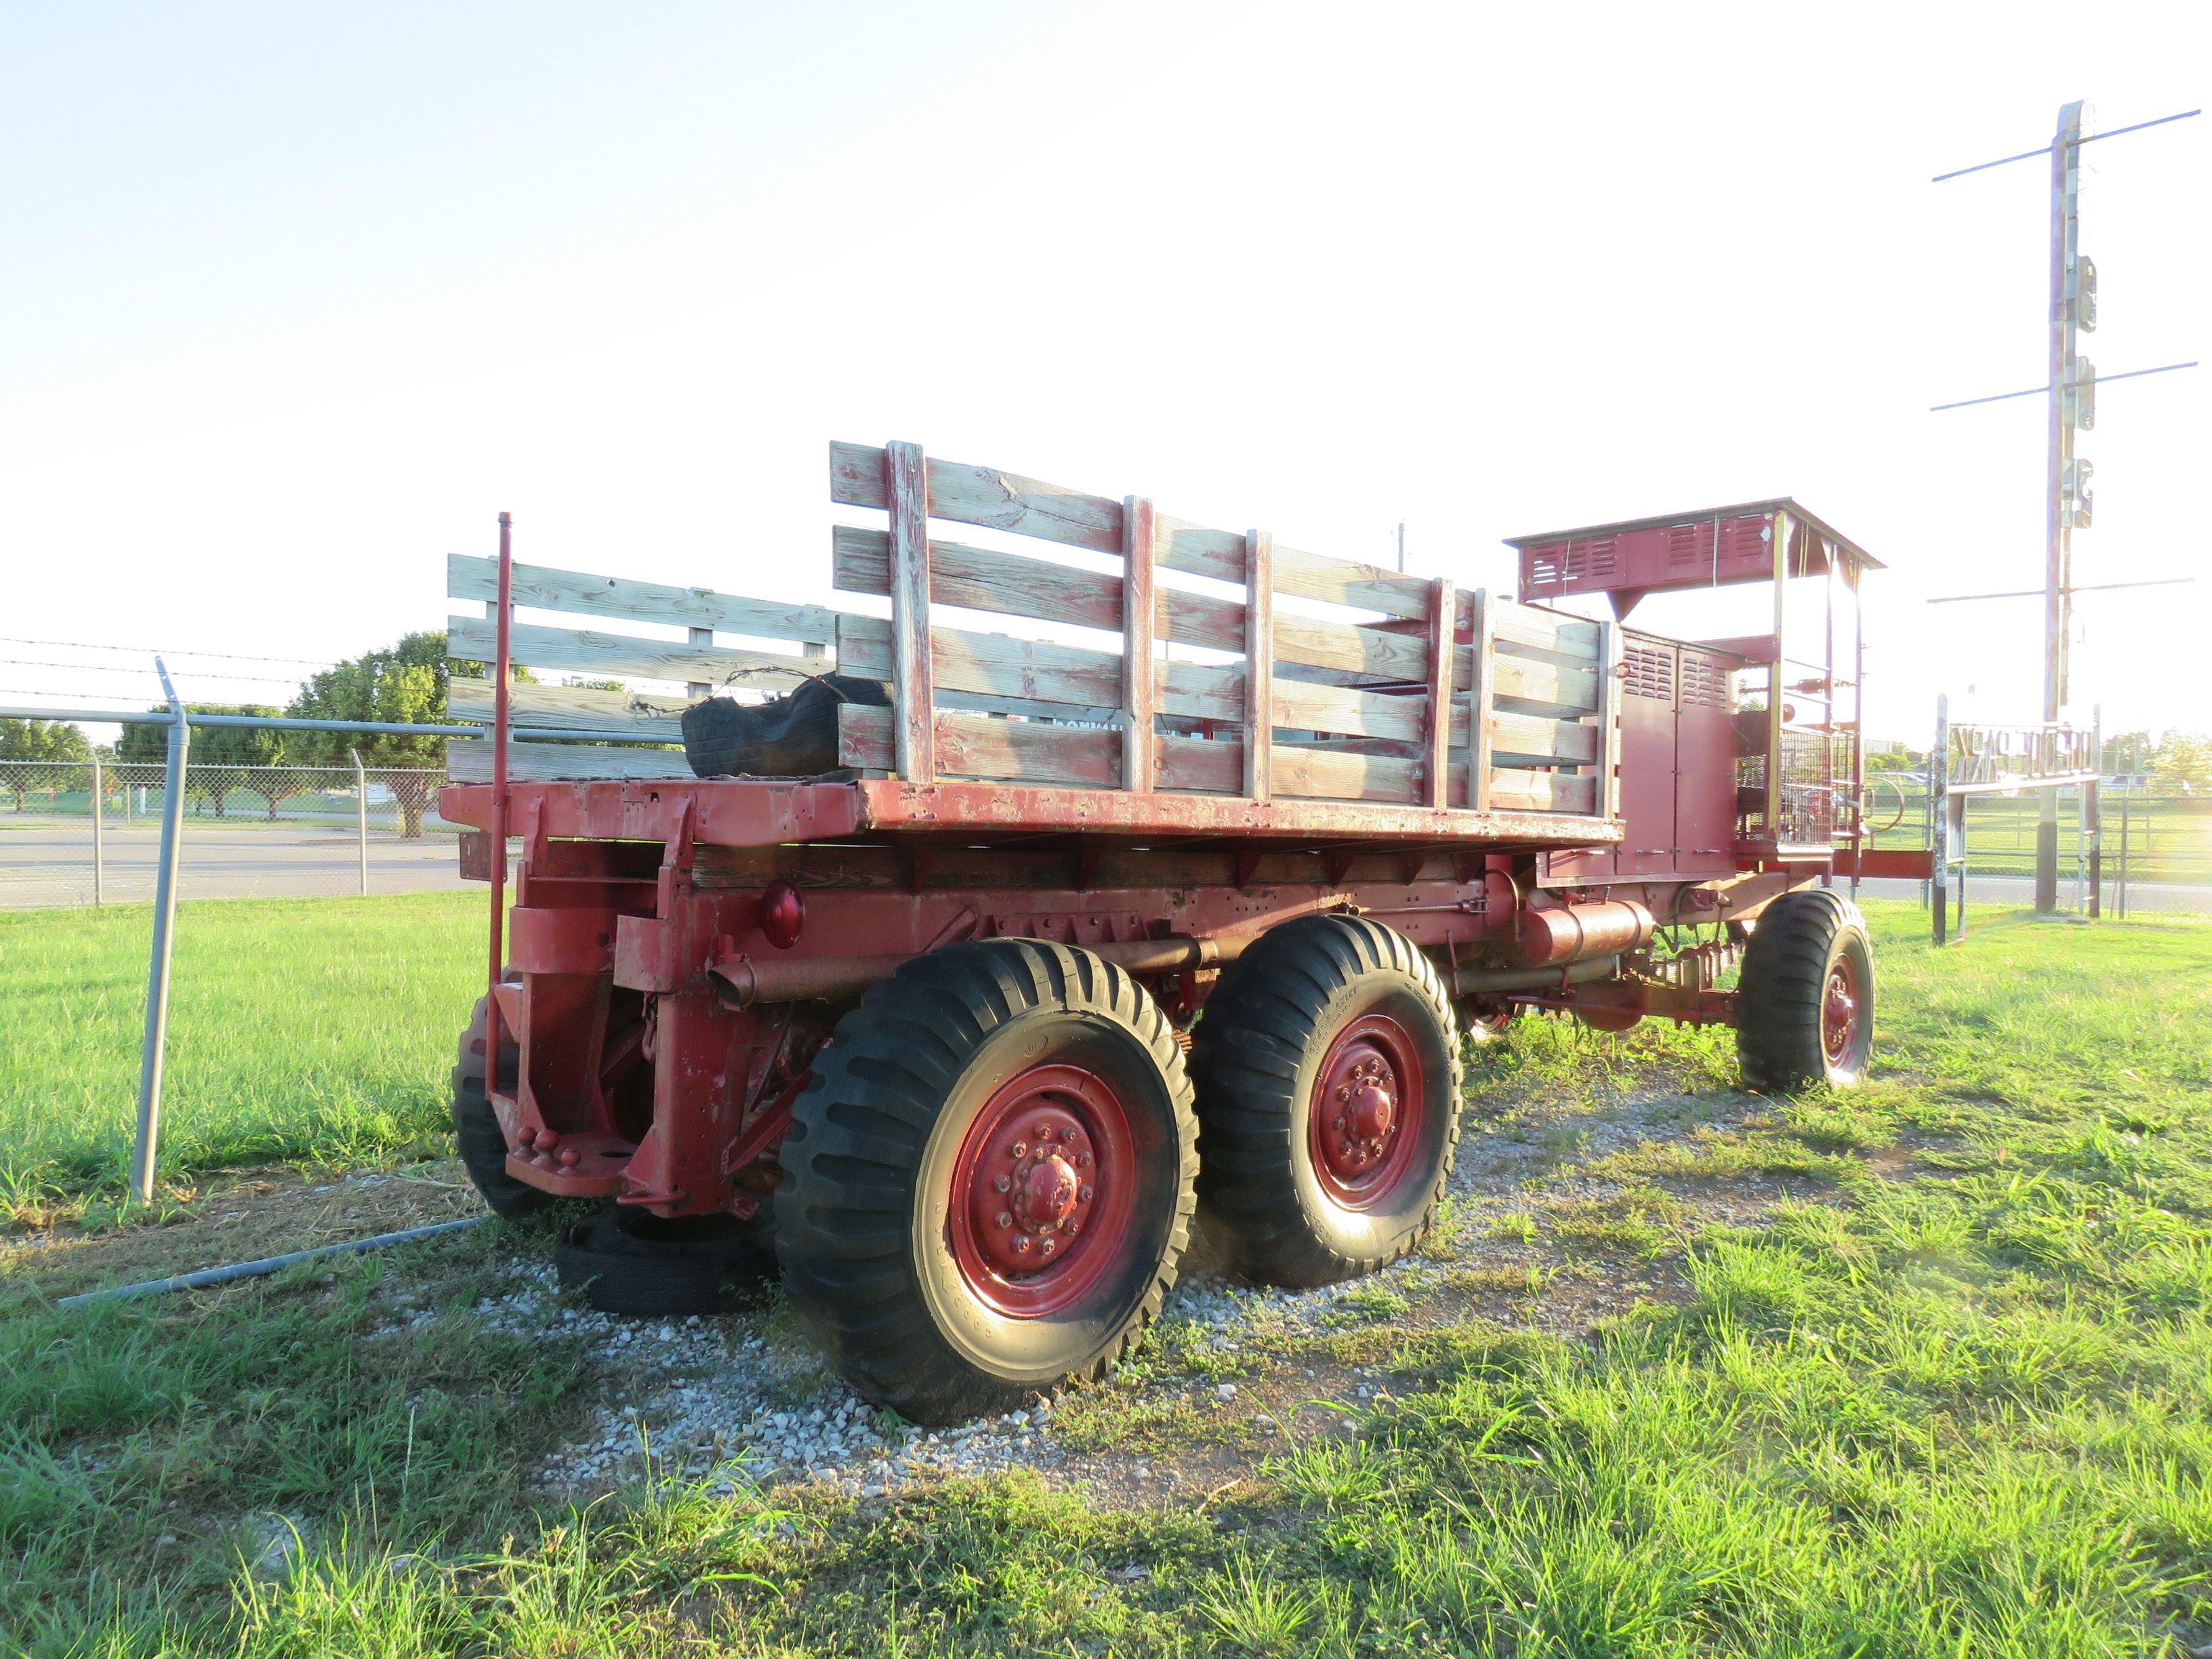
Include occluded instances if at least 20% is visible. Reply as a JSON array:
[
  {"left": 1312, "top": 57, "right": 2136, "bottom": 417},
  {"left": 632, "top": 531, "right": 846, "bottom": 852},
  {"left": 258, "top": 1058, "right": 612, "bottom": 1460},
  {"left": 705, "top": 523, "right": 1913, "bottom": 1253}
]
[
  {"left": 1610, "top": 638, "right": 1682, "bottom": 878},
  {"left": 1672, "top": 647, "right": 1740, "bottom": 878}
]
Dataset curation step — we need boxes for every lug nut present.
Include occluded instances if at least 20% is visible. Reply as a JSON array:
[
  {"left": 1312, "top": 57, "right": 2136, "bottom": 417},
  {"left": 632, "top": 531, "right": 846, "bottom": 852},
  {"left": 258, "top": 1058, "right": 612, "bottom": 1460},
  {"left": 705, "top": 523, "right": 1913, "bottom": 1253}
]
[
  {"left": 1076, "top": 1151, "right": 1092, "bottom": 1168},
  {"left": 1014, "top": 1235, "right": 1033, "bottom": 1254},
  {"left": 1079, "top": 1184, "right": 1093, "bottom": 1201},
  {"left": 1010, "top": 1142, "right": 1027, "bottom": 1158},
  {"left": 1333, "top": 1115, "right": 1346, "bottom": 1131},
  {"left": 995, "top": 1174, "right": 1011, "bottom": 1192},
  {"left": 1040, "top": 1239, "right": 1056, "bottom": 1256}
]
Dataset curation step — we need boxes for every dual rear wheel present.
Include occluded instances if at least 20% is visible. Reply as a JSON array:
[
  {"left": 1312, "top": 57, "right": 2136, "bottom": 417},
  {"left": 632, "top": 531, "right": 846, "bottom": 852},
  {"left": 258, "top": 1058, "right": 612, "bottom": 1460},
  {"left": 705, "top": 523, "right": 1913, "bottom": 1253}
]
[{"left": 775, "top": 917, "right": 1461, "bottom": 1422}]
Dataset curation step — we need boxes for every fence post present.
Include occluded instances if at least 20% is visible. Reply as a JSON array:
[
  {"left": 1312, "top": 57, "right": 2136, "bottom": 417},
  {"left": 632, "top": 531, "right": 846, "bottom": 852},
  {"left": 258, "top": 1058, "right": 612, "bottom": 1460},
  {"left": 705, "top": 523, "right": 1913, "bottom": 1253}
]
[
  {"left": 91, "top": 754, "right": 104, "bottom": 907},
  {"left": 131, "top": 661, "right": 190, "bottom": 1206},
  {"left": 2117, "top": 790, "right": 2129, "bottom": 918},
  {"left": 1931, "top": 695, "right": 1948, "bottom": 945},
  {"left": 351, "top": 748, "right": 369, "bottom": 897}
]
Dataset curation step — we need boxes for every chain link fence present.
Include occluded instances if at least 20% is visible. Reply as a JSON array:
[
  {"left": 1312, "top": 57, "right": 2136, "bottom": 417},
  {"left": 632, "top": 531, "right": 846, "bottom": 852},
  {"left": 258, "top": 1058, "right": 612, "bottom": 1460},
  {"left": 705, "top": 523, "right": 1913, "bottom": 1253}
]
[
  {"left": 1864, "top": 770, "right": 2211, "bottom": 913},
  {"left": 0, "top": 760, "right": 462, "bottom": 909}
]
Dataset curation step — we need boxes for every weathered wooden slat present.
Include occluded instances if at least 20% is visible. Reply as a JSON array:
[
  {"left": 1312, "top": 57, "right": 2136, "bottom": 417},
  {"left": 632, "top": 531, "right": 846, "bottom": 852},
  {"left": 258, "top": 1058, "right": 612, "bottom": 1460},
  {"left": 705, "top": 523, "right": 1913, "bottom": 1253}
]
[
  {"left": 1271, "top": 674, "right": 1420, "bottom": 743},
  {"left": 1474, "top": 596, "right": 1602, "bottom": 665},
  {"left": 1275, "top": 545, "right": 1435, "bottom": 621},
  {"left": 886, "top": 443, "right": 935, "bottom": 785},
  {"left": 1423, "top": 578, "right": 1454, "bottom": 806},
  {"left": 1122, "top": 497, "right": 1158, "bottom": 791},
  {"left": 448, "top": 555, "right": 838, "bottom": 645},
  {"left": 1155, "top": 514, "right": 1245, "bottom": 585},
  {"left": 842, "top": 704, "right": 1420, "bottom": 804},
  {"left": 833, "top": 526, "right": 1122, "bottom": 633},
  {"left": 1456, "top": 645, "right": 1599, "bottom": 713},
  {"left": 447, "top": 617, "right": 810, "bottom": 685},
  {"left": 1479, "top": 769, "right": 1599, "bottom": 815},
  {"left": 1467, "top": 590, "right": 1496, "bottom": 811},
  {"left": 1594, "top": 619, "right": 1623, "bottom": 817},
  {"left": 832, "top": 441, "right": 1124, "bottom": 554},
  {"left": 1244, "top": 531, "right": 1274, "bottom": 800},
  {"left": 1471, "top": 708, "right": 1599, "bottom": 766},
  {"left": 842, "top": 616, "right": 1242, "bottom": 724},
  {"left": 840, "top": 703, "right": 1122, "bottom": 788},
  {"left": 447, "top": 678, "right": 691, "bottom": 739},
  {"left": 447, "top": 739, "right": 692, "bottom": 783},
  {"left": 1275, "top": 611, "right": 1429, "bottom": 681},
  {"left": 834, "top": 522, "right": 1252, "bottom": 659}
]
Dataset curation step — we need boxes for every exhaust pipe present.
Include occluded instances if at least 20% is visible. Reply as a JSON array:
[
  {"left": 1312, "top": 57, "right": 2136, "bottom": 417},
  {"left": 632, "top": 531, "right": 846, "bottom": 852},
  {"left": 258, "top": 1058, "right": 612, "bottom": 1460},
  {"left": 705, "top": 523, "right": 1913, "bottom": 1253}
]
[{"left": 710, "top": 933, "right": 1252, "bottom": 1008}]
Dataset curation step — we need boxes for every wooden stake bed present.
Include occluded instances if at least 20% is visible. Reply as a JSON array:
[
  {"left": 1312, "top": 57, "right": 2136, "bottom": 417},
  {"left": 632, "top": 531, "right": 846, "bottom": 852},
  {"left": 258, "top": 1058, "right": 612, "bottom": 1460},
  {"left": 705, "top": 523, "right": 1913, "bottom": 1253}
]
[{"left": 442, "top": 440, "right": 1627, "bottom": 853}]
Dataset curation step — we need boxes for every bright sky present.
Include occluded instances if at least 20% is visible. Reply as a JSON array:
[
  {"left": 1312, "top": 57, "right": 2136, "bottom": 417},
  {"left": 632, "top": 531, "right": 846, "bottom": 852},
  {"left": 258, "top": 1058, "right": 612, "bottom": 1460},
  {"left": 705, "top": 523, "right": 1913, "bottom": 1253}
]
[{"left": 3, "top": 1, "right": 2205, "bottom": 744}]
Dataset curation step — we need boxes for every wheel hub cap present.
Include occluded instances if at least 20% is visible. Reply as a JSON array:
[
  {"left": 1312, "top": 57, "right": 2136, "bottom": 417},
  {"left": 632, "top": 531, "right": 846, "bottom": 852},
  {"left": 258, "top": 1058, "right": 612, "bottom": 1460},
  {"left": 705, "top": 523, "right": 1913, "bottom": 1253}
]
[
  {"left": 949, "top": 1063, "right": 1132, "bottom": 1317},
  {"left": 1822, "top": 960, "right": 1860, "bottom": 1065},
  {"left": 1310, "top": 1015, "right": 1427, "bottom": 1208}
]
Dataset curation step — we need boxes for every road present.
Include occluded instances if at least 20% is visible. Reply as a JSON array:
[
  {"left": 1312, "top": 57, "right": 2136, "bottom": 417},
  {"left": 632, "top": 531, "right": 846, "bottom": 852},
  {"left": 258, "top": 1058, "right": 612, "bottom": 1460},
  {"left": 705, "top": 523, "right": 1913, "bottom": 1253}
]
[
  {"left": 0, "top": 815, "right": 474, "bottom": 909},
  {"left": 1852, "top": 874, "right": 2211, "bottom": 917}
]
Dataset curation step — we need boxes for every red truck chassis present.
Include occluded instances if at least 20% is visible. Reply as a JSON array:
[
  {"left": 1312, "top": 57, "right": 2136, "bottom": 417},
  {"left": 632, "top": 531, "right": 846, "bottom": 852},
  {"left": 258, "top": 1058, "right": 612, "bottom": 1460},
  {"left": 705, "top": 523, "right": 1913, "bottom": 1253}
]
[{"left": 436, "top": 442, "right": 1923, "bottom": 1421}]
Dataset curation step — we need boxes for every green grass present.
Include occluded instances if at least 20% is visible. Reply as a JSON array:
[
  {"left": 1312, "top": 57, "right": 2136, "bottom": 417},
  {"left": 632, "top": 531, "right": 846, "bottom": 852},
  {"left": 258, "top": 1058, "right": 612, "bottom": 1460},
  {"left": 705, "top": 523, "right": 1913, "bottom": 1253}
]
[
  {"left": 5, "top": 901, "right": 2212, "bottom": 1655},
  {"left": 0, "top": 893, "right": 485, "bottom": 1214}
]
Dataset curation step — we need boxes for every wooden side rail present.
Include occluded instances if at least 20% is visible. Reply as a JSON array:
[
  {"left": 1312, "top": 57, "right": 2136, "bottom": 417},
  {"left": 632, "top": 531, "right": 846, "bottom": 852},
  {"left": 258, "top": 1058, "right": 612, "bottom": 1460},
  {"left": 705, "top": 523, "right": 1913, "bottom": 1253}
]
[{"left": 440, "top": 440, "right": 1619, "bottom": 817}]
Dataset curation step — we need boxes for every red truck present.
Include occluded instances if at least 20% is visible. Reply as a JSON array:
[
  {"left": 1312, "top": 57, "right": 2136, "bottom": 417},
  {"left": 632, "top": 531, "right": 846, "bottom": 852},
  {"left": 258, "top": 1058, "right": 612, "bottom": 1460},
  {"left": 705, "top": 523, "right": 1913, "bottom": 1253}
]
[{"left": 438, "top": 441, "right": 1922, "bottom": 1423}]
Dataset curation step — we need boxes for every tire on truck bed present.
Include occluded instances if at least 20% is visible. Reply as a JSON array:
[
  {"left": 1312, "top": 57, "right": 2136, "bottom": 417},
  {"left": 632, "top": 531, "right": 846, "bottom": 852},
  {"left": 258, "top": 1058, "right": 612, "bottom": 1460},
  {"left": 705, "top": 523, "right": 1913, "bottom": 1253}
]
[
  {"left": 1187, "top": 914, "right": 1462, "bottom": 1288},
  {"left": 1735, "top": 888, "right": 1875, "bottom": 1090},
  {"left": 452, "top": 996, "right": 556, "bottom": 1222},
  {"left": 775, "top": 940, "right": 1198, "bottom": 1426}
]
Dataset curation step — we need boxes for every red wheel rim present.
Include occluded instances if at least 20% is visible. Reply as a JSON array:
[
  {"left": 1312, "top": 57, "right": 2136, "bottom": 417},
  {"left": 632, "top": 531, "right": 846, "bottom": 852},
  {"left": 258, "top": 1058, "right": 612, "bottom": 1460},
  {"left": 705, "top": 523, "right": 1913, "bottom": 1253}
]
[
  {"left": 1821, "top": 954, "right": 1862, "bottom": 1067},
  {"left": 947, "top": 1063, "right": 1136, "bottom": 1318},
  {"left": 1307, "top": 1012, "right": 1427, "bottom": 1210}
]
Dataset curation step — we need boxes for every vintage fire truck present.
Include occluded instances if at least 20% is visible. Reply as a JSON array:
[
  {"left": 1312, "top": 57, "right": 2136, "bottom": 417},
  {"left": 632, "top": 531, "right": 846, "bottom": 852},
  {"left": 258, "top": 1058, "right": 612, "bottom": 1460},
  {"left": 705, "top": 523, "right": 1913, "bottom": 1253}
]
[{"left": 437, "top": 441, "right": 1923, "bottom": 1423}]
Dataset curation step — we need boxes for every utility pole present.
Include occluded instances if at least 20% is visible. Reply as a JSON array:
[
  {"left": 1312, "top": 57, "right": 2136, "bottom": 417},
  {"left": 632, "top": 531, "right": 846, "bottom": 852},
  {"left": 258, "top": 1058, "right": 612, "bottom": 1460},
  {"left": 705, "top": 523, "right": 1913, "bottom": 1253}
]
[
  {"left": 1395, "top": 522, "right": 1406, "bottom": 573},
  {"left": 2037, "top": 100, "right": 2091, "bottom": 913},
  {"left": 1928, "top": 99, "right": 2198, "bottom": 916}
]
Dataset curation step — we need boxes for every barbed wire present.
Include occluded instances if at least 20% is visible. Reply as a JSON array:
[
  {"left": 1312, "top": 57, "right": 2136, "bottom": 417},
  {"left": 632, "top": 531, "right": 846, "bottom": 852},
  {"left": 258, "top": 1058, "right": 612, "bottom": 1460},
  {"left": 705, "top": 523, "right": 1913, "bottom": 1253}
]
[
  {"left": 0, "top": 636, "right": 338, "bottom": 668},
  {"left": 0, "top": 657, "right": 309, "bottom": 687}
]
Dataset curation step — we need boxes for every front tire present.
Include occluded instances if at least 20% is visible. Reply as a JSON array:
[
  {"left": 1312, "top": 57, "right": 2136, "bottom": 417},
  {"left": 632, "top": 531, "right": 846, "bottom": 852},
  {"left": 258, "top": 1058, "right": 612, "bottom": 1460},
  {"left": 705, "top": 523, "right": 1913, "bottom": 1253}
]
[
  {"left": 1736, "top": 889, "right": 1875, "bottom": 1090},
  {"left": 1187, "top": 916, "right": 1462, "bottom": 1288},
  {"left": 775, "top": 941, "right": 1197, "bottom": 1425}
]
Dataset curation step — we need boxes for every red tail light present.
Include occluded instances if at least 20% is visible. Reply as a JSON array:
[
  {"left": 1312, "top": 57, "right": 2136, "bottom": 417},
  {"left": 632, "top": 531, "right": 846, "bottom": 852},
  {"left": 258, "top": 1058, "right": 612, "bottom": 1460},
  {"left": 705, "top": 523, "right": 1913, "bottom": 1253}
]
[{"left": 760, "top": 880, "right": 806, "bottom": 950}]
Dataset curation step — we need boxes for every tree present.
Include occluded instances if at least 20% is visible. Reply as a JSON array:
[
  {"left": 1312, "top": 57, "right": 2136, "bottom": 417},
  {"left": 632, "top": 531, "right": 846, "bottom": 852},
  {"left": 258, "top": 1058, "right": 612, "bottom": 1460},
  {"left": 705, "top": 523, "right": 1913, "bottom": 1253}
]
[
  {"left": 0, "top": 718, "right": 90, "bottom": 811},
  {"left": 286, "top": 632, "right": 471, "bottom": 837},
  {"left": 117, "top": 703, "right": 285, "bottom": 818},
  {"left": 2150, "top": 733, "right": 2210, "bottom": 794}
]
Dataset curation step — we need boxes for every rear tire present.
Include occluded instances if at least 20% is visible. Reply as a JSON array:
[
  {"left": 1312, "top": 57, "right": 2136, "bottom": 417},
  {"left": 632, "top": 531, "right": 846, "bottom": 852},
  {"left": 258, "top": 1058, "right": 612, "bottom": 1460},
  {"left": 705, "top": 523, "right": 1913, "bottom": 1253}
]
[
  {"left": 1736, "top": 890, "right": 1875, "bottom": 1090},
  {"left": 775, "top": 941, "right": 1197, "bottom": 1426},
  {"left": 1187, "top": 916, "right": 1462, "bottom": 1288},
  {"left": 452, "top": 996, "right": 554, "bottom": 1221}
]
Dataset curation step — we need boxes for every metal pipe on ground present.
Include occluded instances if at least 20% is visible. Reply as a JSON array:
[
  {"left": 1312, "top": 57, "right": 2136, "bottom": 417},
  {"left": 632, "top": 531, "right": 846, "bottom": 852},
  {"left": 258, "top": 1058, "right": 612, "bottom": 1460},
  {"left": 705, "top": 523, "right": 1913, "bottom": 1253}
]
[
  {"left": 710, "top": 933, "right": 1256, "bottom": 1008},
  {"left": 55, "top": 1216, "right": 487, "bottom": 1309}
]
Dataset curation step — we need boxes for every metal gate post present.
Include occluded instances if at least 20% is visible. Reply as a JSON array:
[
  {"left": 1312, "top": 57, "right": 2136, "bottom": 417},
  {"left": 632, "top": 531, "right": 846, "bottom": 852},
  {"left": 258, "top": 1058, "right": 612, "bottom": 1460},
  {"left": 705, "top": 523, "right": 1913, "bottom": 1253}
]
[
  {"left": 2116, "top": 790, "right": 2129, "bottom": 918},
  {"left": 351, "top": 748, "right": 369, "bottom": 897},
  {"left": 131, "top": 661, "right": 190, "bottom": 1206},
  {"left": 2084, "top": 706, "right": 2102, "bottom": 918},
  {"left": 91, "top": 754, "right": 104, "bottom": 906},
  {"left": 1931, "top": 695, "right": 1949, "bottom": 944}
]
